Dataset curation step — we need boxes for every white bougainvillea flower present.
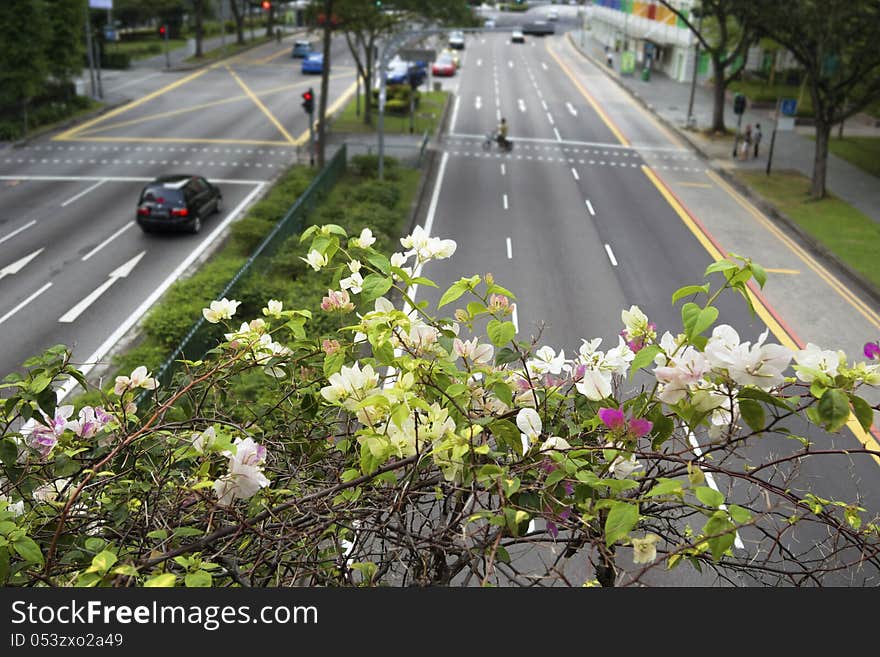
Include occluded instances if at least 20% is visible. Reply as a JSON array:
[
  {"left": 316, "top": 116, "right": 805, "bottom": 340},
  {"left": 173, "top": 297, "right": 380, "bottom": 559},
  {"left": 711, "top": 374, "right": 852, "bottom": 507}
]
[
  {"left": 32, "top": 478, "right": 72, "bottom": 503},
  {"left": 213, "top": 437, "right": 270, "bottom": 506},
  {"left": 114, "top": 366, "right": 158, "bottom": 396},
  {"left": 262, "top": 299, "right": 283, "bottom": 318},
  {"left": 620, "top": 305, "right": 657, "bottom": 352},
  {"left": 0, "top": 494, "right": 24, "bottom": 517},
  {"left": 67, "top": 406, "right": 111, "bottom": 440},
  {"left": 400, "top": 225, "right": 457, "bottom": 262},
  {"left": 794, "top": 343, "right": 844, "bottom": 383},
  {"left": 202, "top": 297, "right": 241, "bottom": 323},
  {"left": 631, "top": 533, "right": 660, "bottom": 564},
  {"left": 191, "top": 426, "right": 217, "bottom": 453},
  {"left": 340, "top": 271, "right": 364, "bottom": 295},
  {"left": 527, "top": 346, "right": 567, "bottom": 377},
  {"left": 575, "top": 368, "right": 613, "bottom": 401},
  {"left": 353, "top": 228, "right": 376, "bottom": 248},
  {"left": 609, "top": 453, "right": 642, "bottom": 479},
  {"left": 654, "top": 346, "right": 709, "bottom": 404},
  {"left": 390, "top": 252, "right": 409, "bottom": 268},
  {"left": 541, "top": 435, "right": 571, "bottom": 452},
  {"left": 517, "top": 408, "right": 542, "bottom": 453},
  {"left": 453, "top": 337, "right": 494, "bottom": 364},
  {"left": 705, "top": 326, "right": 792, "bottom": 389},
  {"left": 302, "top": 249, "right": 328, "bottom": 272},
  {"left": 320, "top": 362, "right": 381, "bottom": 406}
]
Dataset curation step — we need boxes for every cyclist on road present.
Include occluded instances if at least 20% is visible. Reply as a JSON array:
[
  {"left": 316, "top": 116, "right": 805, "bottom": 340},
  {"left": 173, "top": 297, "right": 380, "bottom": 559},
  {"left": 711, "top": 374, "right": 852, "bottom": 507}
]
[{"left": 497, "top": 118, "right": 509, "bottom": 148}]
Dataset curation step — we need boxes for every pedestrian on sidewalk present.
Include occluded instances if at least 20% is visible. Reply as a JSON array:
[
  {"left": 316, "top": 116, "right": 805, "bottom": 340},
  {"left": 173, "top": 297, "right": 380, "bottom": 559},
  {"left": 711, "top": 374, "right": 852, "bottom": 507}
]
[
  {"left": 753, "top": 123, "right": 762, "bottom": 158},
  {"left": 740, "top": 124, "right": 752, "bottom": 161},
  {"left": 606, "top": 46, "right": 614, "bottom": 69}
]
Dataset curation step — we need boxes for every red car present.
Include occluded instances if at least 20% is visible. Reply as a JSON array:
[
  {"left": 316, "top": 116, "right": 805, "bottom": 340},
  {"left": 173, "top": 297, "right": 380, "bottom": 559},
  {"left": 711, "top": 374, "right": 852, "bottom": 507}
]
[{"left": 431, "top": 54, "right": 457, "bottom": 77}]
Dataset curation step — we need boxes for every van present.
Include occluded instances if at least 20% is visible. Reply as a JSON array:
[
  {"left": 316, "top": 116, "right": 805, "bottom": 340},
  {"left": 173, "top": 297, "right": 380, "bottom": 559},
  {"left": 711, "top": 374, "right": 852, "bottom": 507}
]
[{"left": 291, "top": 40, "right": 313, "bottom": 58}]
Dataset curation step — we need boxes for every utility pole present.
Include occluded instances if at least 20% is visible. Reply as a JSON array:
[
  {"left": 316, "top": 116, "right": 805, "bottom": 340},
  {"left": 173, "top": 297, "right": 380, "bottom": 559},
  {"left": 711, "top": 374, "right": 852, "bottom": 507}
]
[
  {"left": 219, "top": 0, "right": 226, "bottom": 55},
  {"left": 686, "top": 9, "right": 703, "bottom": 129}
]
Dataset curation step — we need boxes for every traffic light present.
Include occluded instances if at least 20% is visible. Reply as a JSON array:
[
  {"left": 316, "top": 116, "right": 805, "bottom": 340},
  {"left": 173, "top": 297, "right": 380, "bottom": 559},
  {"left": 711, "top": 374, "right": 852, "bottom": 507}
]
[
  {"left": 733, "top": 93, "right": 746, "bottom": 115},
  {"left": 261, "top": 1, "right": 271, "bottom": 9},
  {"left": 302, "top": 88, "right": 314, "bottom": 114},
  {"left": 158, "top": 25, "right": 166, "bottom": 37}
]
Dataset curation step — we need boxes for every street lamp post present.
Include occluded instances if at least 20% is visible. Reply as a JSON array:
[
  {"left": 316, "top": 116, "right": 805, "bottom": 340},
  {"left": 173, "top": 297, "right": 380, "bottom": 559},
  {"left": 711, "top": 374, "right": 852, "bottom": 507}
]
[{"left": 686, "top": 9, "right": 703, "bottom": 129}]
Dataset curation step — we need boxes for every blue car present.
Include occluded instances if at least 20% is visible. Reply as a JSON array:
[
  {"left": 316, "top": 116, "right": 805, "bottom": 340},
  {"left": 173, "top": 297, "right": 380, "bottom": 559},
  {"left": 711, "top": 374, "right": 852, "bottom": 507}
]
[
  {"left": 386, "top": 61, "right": 426, "bottom": 87},
  {"left": 301, "top": 53, "right": 324, "bottom": 74}
]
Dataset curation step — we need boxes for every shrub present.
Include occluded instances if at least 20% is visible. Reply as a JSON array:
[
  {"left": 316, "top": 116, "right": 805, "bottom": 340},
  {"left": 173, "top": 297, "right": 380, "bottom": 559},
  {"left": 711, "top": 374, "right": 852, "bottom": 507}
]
[
  {"left": 349, "top": 154, "right": 400, "bottom": 179},
  {"left": 350, "top": 180, "right": 401, "bottom": 208}
]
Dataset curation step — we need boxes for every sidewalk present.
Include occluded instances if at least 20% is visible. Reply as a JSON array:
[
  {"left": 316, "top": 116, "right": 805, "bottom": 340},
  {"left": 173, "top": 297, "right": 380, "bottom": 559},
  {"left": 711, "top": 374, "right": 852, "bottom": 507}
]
[{"left": 569, "top": 30, "right": 880, "bottom": 227}]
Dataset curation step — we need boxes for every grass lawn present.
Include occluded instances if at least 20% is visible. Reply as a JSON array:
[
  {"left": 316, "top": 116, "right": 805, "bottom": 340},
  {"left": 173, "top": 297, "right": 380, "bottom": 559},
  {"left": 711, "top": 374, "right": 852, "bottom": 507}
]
[
  {"left": 822, "top": 136, "right": 880, "bottom": 179},
  {"left": 184, "top": 35, "right": 274, "bottom": 64},
  {"left": 106, "top": 38, "right": 187, "bottom": 61},
  {"left": 728, "top": 79, "right": 813, "bottom": 116},
  {"left": 331, "top": 90, "right": 449, "bottom": 136},
  {"left": 735, "top": 170, "right": 880, "bottom": 288}
]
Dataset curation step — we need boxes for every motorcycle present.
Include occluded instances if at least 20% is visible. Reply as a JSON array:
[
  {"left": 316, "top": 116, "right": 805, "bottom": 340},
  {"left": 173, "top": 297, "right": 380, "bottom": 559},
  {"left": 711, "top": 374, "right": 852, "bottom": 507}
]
[{"left": 483, "top": 131, "right": 513, "bottom": 153}]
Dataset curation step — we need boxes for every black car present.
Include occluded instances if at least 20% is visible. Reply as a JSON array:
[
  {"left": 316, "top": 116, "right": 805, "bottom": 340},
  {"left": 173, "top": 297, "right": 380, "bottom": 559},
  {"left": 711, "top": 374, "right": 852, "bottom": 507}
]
[
  {"left": 136, "top": 175, "right": 222, "bottom": 234},
  {"left": 523, "top": 21, "right": 555, "bottom": 36}
]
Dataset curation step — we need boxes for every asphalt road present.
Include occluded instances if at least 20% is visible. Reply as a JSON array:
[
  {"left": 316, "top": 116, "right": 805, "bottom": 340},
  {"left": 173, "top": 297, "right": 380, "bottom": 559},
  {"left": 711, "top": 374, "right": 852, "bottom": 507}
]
[
  {"left": 0, "top": 35, "right": 357, "bottom": 384},
  {"left": 415, "top": 17, "right": 880, "bottom": 585}
]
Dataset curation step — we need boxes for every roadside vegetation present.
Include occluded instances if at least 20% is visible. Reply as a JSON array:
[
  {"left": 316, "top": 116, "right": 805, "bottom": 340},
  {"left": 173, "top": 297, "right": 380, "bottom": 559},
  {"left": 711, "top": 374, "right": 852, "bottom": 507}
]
[
  {"left": 331, "top": 90, "right": 448, "bottom": 135},
  {"left": 735, "top": 170, "right": 880, "bottom": 288}
]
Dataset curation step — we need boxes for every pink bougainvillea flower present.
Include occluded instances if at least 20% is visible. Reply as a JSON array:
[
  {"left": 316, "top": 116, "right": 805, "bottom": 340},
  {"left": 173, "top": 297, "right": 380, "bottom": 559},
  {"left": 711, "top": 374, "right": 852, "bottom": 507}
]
[
  {"left": 599, "top": 407, "right": 626, "bottom": 431},
  {"left": 865, "top": 341, "right": 880, "bottom": 361}
]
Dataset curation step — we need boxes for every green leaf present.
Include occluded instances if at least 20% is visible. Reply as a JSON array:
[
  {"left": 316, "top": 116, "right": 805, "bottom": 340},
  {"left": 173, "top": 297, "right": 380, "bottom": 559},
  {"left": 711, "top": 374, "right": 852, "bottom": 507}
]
[
  {"left": 683, "top": 305, "right": 718, "bottom": 338},
  {"left": 365, "top": 253, "right": 391, "bottom": 275},
  {"left": 737, "top": 386, "right": 795, "bottom": 411},
  {"left": 112, "top": 564, "right": 139, "bottom": 578},
  {"left": 489, "top": 420, "right": 523, "bottom": 455},
  {"left": 629, "top": 344, "right": 661, "bottom": 377},
  {"left": 671, "top": 283, "right": 710, "bottom": 305},
  {"left": 437, "top": 280, "right": 469, "bottom": 308},
  {"left": 681, "top": 302, "right": 700, "bottom": 337},
  {"left": 750, "top": 262, "right": 767, "bottom": 288},
  {"left": 466, "top": 301, "right": 487, "bottom": 318},
  {"left": 737, "top": 398, "right": 765, "bottom": 432},
  {"left": 645, "top": 478, "right": 684, "bottom": 498},
  {"left": 445, "top": 383, "right": 468, "bottom": 398},
  {"left": 144, "top": 573, "right": 177, "bottom": 588},
  {"left": 817, "top": 388, "right": 851, "bottom": 432},
  {"left": 373, "top": 340, "right": 395, "bottom": 365},
  {"left": 185, "top": 570, "right": 212, "bottom": 588},
  {"left": 545, "top": 469, "right": 567, "bottom": 488},
  {"left": 486, "top": 320, "right": 516, "bottom": 347},
  {"left": 492, "top": 381, "right": 513, "bottom": 407},
  {"left": 90, "top": 550, "right": 117, "bottom": 573},
  {"left": 494, "top": 347, "right": 520, "bottom": 366},
  {"left": 728, "top": 504, "right": 752, "bottom": 525},
  {"left": 703, "top": 513, "right": 736, "bottom": 561},
  {"left": 323, "top": 350, "right": 345, "bottom": 378},
  {"left": 604, "top": 501, "right": 639, "bottom": 547},
  {"left": 849, "top": 395, "right": 874, "bottom": 432},
  {"left": 704, "top": 259, "right": 738, "bottom": 276},
  {"left": 0, "top": 439, "right": 18, "bottom": 467},
  {"left": 172, "top": 527, "right": 204, "bottom": 538},
  {"left": 12, "top": 536, "right": 43, "bottom": 565},
  {"left": 695, "top": 486, "right": 724, "bottom": 508},
  {"left": 360, "top": 274, "right": 393, "bottom": 303}
]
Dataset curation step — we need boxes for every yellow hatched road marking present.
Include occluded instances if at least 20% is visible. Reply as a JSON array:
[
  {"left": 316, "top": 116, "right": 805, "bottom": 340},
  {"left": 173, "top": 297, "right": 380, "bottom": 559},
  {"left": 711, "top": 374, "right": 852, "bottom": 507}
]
[
  {"left": 705, "top": 169, "right": 880, "bottom": 329},
  {"left": 225, "top": 64, "right": 296, "bottom": 144},
  {"left": 764, "top": 268, "right": 801, "bottom": 275},
  {"left": 57, "top": 135, "right": 296, "bottom": 146},
  {"left": 54, "top": 67, "right": 210, "bottom": 140},
  {"left": 546, "top": 42, "right": 630, "bottom": 146},
  {"left": 644, "top": 165, "right": 880, "bottom": 464},
  {"left": 678, "top": 182, "right": 713, "bottom": 188}
]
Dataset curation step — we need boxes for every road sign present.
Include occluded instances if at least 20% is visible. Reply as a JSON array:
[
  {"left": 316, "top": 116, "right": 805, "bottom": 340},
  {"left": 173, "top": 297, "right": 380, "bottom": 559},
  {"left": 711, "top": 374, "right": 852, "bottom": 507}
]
[
  {"left": 397, "top": 48, "right": 436, "bottom": 63},
  {"left": 89, "top": 0, "right": 113, "bottom": 8},
  {"left": 780, "top": 98, "right": 798, "bottom": 116}
]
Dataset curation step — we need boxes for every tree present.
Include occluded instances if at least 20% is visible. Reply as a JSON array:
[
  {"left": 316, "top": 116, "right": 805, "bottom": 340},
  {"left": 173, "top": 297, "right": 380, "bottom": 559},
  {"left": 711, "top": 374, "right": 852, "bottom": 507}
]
[
  {"left": 750, "top": 0, "right": 880, "bottom": 199},
  {"left": 192, "top": 0, "right": 205, "bottom": 58},
  {"left": 658, "top": 0, "right": 757, "bottom": 134},
  {"left": 2, "top": 223, "right": 879, "bottom": 587},
  {"left": 46, "top": 0, "right": 87, "bottom": 91},
  {"left": 229, "top": 0, "right": 247, "bottom": 45},
  {"left": 0, "top": 0, "right": 51, "bottom": 135}
]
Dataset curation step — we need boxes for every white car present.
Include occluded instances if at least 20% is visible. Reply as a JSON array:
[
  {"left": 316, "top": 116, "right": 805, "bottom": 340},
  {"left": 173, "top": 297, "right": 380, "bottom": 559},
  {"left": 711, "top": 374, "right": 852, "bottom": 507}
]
[
  {"left": 484, "top": 18, "right": 496, "bottom": 29},
  {"left": 511, "top": 29, "right": 525, "bottom": 44},
  {"left": 448, "top": 31, "right": 465, "bottom": 50},
  {"left": 548, "top": 9, "right": 559, "bottom": 21}
]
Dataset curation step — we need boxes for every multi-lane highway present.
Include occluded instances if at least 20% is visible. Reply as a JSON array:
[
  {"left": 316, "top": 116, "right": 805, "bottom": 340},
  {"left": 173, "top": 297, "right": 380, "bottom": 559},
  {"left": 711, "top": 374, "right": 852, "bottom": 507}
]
[
  {"left": 414, "top": 7, "right": 880, "bottom": 584},
  {"left": 0, "top": 35, "right": 357, "bottom": 383}
]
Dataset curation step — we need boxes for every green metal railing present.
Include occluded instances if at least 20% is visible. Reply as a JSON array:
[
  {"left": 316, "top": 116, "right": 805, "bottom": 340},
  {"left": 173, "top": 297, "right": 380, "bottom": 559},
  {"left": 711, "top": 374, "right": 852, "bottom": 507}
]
[{"left": 141, "top": 145, "right": 347, "bottom": 402}]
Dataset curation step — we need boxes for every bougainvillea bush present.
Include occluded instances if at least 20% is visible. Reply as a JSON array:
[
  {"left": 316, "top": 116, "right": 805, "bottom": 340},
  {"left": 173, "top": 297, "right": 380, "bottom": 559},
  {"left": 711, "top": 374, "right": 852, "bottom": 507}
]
[{"left": 1, "top": 224, "right": 879, "bottom": 587}]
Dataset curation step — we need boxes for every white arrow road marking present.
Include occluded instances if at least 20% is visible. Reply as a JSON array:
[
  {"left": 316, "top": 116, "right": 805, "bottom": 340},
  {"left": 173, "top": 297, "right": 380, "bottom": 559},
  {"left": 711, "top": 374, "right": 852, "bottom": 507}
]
[
  {"left": 0, "top": 282, "right": 52, "bottom": 326},
  {"left": 59, "top": 251, "right": 145, "bottom": 323},
  {"left": 0, "top": 219, "right": 37, "bottom": 247},
  {"left": 554, "top": 127, "right": 562, "bottom": 141},
  {"left": 61, "top": 179, "right": 105, "bottom": 207},
  {"left": 82, "top": 222, "right": 135, "bottom": 261},
  {"left": 571, "top": 168, "right": 579, "bottom": 181},
  {"left": 477, "top": 58, "right": 482, "bottom": 66},
  {"left": 541, "top": 62, "right": 548, "bottom": 70},
  {"left": 566, "top": 102, "right": 578, "bottom": 116},
  {"left": 585, "top": 199, "right": 596, "bottom": 215},
  {"left": 541, "top": 99, "right": 548, "bottom": 111},
  {"left": 508, "top": 60, "right": 513, "bottom": 68},
  {"left": 0, "top": 248, "right": 44, "bottom": 280},
  {"left": 546, "top": 112, "right": 555, "bottom": 125},
  {"left": 518, "top": 98, "right": 526, "bottom": 112},
  {"left": 475, "top": 95, "right": 482, "bottom": 110}
]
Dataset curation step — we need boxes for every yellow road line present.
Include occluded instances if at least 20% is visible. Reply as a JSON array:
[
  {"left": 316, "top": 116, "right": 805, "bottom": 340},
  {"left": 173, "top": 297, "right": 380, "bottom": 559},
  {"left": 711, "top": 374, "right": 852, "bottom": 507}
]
[
  {"left": 225, "top": 64, "right": 296, "bottom": 144},
  {"left": 546, "top": 42, "right": 630, "bottom": 146},
  {"left": 57, "top": 135, "right": 296, "bottom": 146},
  {"left": 257, "top": 46, "right": 294, "bottom": 65},
  {"left": 643, "top": 164, "right": 880, "bottom": 464},
  {"left": 764, "top": 268, "right": 801, "bottom": 275},
  {"left": 54, "top": 68, "right": 210, "bottom": 140},
  {"left": 706, "top": 169, "right": 880, "bottom": 329},
  {"left": 292, "top": 80, "right": 358, "bottom": 146},
  {"left": 678, "top": 182, "right": 713, "bottom": 188},
  {"left": 78, "top": 76, "right": 351, "bottom": 136}
]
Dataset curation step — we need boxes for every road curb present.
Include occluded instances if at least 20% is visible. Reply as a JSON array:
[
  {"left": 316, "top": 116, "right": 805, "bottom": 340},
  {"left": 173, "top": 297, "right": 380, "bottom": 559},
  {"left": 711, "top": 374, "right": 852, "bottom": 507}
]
[
  {"left": 166, "top": 30, "right": 305, "bottom": 72},
  {"left": 564, "top": 32, "right": 880, "bottom": 310},
  {"left": 5, "top": 99, "right": 130, "bottom": 149},
  {"left": 408, "top": 92, "right": 452, "bottom": 235}
]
